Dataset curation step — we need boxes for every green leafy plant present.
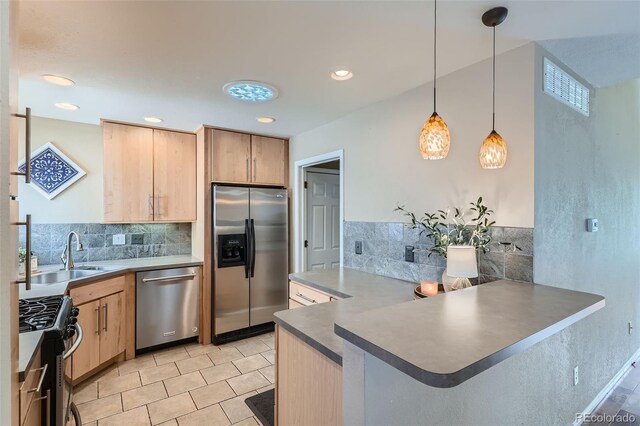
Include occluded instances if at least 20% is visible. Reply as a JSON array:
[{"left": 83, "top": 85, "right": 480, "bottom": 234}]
[
  {"left": 18, "top": 247, "right": 27, "bottom": 264},
  {"left": 394, "top": 197, "right": 519, "bottom": 258}
]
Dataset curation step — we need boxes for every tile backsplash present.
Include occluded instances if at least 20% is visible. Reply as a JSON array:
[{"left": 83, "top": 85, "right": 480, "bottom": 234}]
[
  {"left": 19, "top": 223, "right": 192, "bottom": 266},
  {"left": 343, "top": 221, "right": 533, "bottom": 284}
]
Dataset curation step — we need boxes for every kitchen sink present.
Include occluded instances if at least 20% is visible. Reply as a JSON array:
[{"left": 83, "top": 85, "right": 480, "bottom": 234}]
[
  {"left": 31, "top": 269, "right": 103, "bottom": 285},
  {"left": 73, "top": 265, "right": 119, "bottom": 272}
]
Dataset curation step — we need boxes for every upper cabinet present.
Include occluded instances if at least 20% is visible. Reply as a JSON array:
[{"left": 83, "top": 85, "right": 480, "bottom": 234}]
[
  {"left": 211, "top": 130, "right": 251, "bottom": 183},
  {"left": 103, "top": 122, "right": 196, "bottom": 223},
  {"left": 251, "top": 135, "right": 287, "bottom": 186},
  {"left": 153, "top": 129, "right": 197, "bottom": 221},
  {"left": 210, "top": 129, "right": 288, "bottom": 187}
]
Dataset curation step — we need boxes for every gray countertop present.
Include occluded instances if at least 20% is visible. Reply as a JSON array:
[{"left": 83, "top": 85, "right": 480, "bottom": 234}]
[
  {"left": 18, "top": 255, "right": 202, "bottom": 381},
  {"left": 275, "top": 268, "right": 605, "bottom": 388},
  {"left": 18, "top": 331, "right": 44, "bottom": 382},
  {"left": 274, "top": 268, "right": 418, "bottom": 365},
  {"left": 18, "top": 255, "right": 203, "bottom": 299},
  {"left": 335, "top": 279, "right": 605, "bottom": 388}
]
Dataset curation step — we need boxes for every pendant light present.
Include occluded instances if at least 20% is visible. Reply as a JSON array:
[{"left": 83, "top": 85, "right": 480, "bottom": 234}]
[
  {"left": 419, "top": 0, "right": 450, "bottom": 160},
  {"left": 479, "top": 7, "right": 508, "bottom": 169}
]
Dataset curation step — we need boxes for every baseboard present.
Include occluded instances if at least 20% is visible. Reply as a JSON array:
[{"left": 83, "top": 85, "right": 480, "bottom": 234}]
[{"left": 574, "top": 346, "right": 640, "bottom": 426}]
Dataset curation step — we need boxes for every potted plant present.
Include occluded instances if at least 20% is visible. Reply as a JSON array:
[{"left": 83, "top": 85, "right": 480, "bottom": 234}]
[
  {"left": 395, "top": 197, "right": 519, "bottom": 290},
  {"left": 18, "top": 247, "right": 37, "bottom": 275}
]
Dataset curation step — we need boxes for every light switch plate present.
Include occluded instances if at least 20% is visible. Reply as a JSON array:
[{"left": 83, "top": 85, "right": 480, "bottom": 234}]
[
  {"left": 405, "top": 245, "right": 415, "bottom": 263},
  {"left": 586, "top": 218, "right": 599, "bottom": 232},
  {"left": 112, "top": 234, "right": 126, "bottom": 245},
  {"left": 355, "top": 241, "right": 363, "bottom": 255}
]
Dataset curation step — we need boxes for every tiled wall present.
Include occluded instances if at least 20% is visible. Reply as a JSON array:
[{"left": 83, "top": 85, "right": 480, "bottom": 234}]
[
  {"left": 343, "top": 221, "right": 533, "bottom": 284},
  {"left": 19, "top": 223, "right": 192, "bottom": 266}
]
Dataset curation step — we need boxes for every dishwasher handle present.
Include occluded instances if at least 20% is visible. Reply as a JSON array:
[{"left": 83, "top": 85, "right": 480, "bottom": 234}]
[{"left": 141, "top": 273, "right": 197, "bottom": 283}]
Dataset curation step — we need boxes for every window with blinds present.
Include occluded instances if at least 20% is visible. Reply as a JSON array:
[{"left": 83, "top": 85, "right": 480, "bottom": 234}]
[{"left": 543, "top": 57, "right": 590, "bottom": 116}]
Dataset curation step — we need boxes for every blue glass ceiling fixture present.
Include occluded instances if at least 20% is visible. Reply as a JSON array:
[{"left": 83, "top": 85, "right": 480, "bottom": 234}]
[{"left": 223, "top": 81, "right": 279, "bottom": 102}]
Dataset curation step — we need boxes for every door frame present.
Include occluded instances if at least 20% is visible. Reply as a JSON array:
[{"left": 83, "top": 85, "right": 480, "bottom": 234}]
[{"left": 293, "top": 149, "right": 344, "bottom": 272}]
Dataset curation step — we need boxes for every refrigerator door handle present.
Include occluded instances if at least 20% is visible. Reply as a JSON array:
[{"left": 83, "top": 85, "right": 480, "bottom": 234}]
[
  {"left": 244, "top": 219, "right": 250, "bottom": 279},
  {"left": 250, "top": 219, "right": 256, "bottom": 277}
]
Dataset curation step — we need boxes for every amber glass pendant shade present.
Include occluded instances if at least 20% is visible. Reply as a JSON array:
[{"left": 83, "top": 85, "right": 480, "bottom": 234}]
[
  {"left": 479, "top": 130, "right": 507, "bottom": 169},
  {"left": 419, "top": 112, "right": 451, "bottom": 160}
]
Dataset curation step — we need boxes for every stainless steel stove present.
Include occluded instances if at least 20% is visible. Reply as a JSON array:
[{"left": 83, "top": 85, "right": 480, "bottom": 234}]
[
  {"left": 19, "top": 295, "right": 83, "bottom": 426},
  {"left": 19, "top": 296, "right": 64, "bottom": 333}
]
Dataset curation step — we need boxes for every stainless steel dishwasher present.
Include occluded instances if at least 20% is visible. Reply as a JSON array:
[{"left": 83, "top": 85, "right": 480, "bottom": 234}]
[{"left": 136, "top": 266, "right": 200, "bottom": 351}]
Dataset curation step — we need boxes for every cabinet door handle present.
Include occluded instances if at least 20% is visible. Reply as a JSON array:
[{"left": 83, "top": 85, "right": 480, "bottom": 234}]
[
  {"left": 12, "top": 107, "right": 31, "bottom": 183},
  {"left": 148, "top": 194, "right": 154, "bottom": 218},
  {"left": 103, "top": 303, "right": 108, "bottom": 331},
  {"left": 253, "top": 158, "right": 257, "bottom": 180},
  {"left": 95, "top": 306, "right": 100, "bottom": 335},
  {"left": 296, "top": 292, "right": 317, "bottom": 304},
  {"left": 27, "top": 363, "right": 48, "bottom": 393},
  {"left": 246, "top": 158, "right": 249, "bottom": 181},
  {"left": 14, "top": 214, "right": 32, "bottom": 290}
]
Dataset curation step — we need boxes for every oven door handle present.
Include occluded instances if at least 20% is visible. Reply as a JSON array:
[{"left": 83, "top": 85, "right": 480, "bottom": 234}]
[{"left": 63, "top": 323, "right": 83, "bottom": 360}]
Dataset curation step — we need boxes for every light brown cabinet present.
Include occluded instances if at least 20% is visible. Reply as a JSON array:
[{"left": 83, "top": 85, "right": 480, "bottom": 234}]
[
  {"left": 103, "top": 121, "right": 196, "bottom": 223},
  {"left": 19, "top": 350, "right": 45, "bottom": 426},
  {"left": 211, "top": 130, "right": 251, "bottom": 183},
  {"left": 210, "top": 129, "right": 288, "bottom": 187},
  {"left": 69, "top": 275, "right": 126, "bottom": 381},
  {"left": 71, "top": 299, "right": 101, "bottom": 380},
  {"left": 289, "top": 280, "right": 339, "bottom": 308},
  {"left": 251, "top": 135, "right": 287, "bottom": 186},
  {"left": 103, "top": 123, "right": 154, "bottom": 222}
]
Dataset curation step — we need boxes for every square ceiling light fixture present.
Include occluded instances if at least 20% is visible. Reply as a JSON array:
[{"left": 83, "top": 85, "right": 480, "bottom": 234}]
[{"left": 223, "top": 80, "right": 279, "bottom": 102}]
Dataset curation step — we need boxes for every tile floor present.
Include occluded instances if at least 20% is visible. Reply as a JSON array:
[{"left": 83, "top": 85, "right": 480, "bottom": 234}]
[
  {"left": 585, "top": 363, "right": 640, "bottom": 425},
  {"left": 74, "top": 333, "right": 275, "bottom": 426}
]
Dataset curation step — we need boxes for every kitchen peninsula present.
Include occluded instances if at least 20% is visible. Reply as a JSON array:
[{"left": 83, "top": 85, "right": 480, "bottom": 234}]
[{"left": 274, "top": 268, "right": 605, "bottom": 425}]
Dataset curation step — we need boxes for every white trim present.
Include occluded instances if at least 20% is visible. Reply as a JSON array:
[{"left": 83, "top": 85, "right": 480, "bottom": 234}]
[
  {"left": 294, "top": 149, "right": 344, "bottom": 273},
  {"left": 574, "top": 346, "right": 640, "bottom": 426}
]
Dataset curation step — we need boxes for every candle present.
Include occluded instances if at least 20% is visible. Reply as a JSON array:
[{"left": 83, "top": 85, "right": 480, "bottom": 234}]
[{"left": 420, "top": 280, "right": 439, "bottom": 297}]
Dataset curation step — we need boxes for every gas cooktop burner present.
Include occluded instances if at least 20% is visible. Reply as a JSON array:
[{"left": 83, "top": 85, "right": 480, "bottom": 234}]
[{"left": 19, "top": 296, "right": 64, "bottom": 333}]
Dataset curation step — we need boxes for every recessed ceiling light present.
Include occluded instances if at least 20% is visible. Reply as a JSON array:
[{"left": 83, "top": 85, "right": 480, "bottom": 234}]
[
  {"left": 42, "top": 74, "right": 75, "bottom": 86},
  {"left": 144, "top": 117, "right": 163, "bottom": 123},
  {"left": 54, "top": 102, "right": 79, "bottom": 110},
  {"left": 223, "top": 81, "right": 278, "bottom": 102},
  {"left": 256, "top": 117, "right": 275, "bottom": 124},
  {"left": 331, "top": 69, "right": 353, "bottom": 81}
]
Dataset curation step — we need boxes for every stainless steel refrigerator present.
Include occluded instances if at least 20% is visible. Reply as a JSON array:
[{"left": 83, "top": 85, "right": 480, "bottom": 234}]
[{"left": 212, "top": 185, "right": 288, "bottom": 343}]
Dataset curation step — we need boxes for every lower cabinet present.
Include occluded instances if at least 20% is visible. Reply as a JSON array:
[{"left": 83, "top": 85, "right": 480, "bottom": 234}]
[
  {"left": 288, "top": 280, "right": 340, "bottom": 308},
  {"left": 276, "top": 325, "right": 342, "bottom": 425},
  {"left": 69, "top": 275, "right": 126, "bottom": 381},
  {"left": 19, "top": 350, "right": 46, "bottom": 426}
]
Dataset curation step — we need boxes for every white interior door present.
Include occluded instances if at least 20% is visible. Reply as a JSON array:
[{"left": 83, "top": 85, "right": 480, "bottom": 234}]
[{"left": 305, "top": 171, "right": 340, "bottom": 271}]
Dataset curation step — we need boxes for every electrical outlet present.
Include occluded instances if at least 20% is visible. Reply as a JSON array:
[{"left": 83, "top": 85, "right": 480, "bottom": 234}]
[
  {"left": 629, "top": 321, "right": 634, "bottom": 335},
  {"left": 405, "top": 245, "right": 415, "bottom": 263},
  {"left": 112, "top": 234, "right": 126, "bottom": 246},
  {"left": 586, "top": 218, "right": 599, "bottom": 232},
  {"left": 355, "top": 241, "right": 363, "bottom": 255},
  {"left": 131, "top": 234, "right": 144, "bottom": 245},
  {"left": 573, "top": 366, "right": 579, "bottom": 386}
]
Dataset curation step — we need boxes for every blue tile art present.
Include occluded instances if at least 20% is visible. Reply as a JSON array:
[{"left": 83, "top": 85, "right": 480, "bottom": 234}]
[{"left": 18, "top": 142, "right": 86, "bottom": 199}]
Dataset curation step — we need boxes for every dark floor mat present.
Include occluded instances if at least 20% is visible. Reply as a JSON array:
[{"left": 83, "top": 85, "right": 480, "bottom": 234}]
[{"left": 245, "top": 389, "right": 274, "bottom": 426}]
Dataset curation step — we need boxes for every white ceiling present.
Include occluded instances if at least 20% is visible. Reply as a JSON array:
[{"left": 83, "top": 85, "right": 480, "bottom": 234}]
[{"left": 18, "top": 1, "right": 640, "bottom": 138}]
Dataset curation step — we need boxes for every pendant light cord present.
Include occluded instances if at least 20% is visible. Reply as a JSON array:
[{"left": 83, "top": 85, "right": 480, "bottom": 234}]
[
  {"left": 433, "top": 0, "right": 437, "bottom": 113},
  {"left": 492, "top": 25, "right": 496, "bottom": 131}
]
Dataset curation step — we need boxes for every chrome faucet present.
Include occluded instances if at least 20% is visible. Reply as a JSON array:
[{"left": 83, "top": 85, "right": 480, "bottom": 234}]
[{"left": 61, "top": 231, "right": 84, "bottom": 270}]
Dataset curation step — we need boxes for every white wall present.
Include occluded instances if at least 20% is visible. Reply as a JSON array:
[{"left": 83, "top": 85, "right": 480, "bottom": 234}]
[
  {"left": 290, "top": 43, "right": 535, "bottom": 228},
  {"left": 18, "top": 116, "right": 103, "bottom": 223}
]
